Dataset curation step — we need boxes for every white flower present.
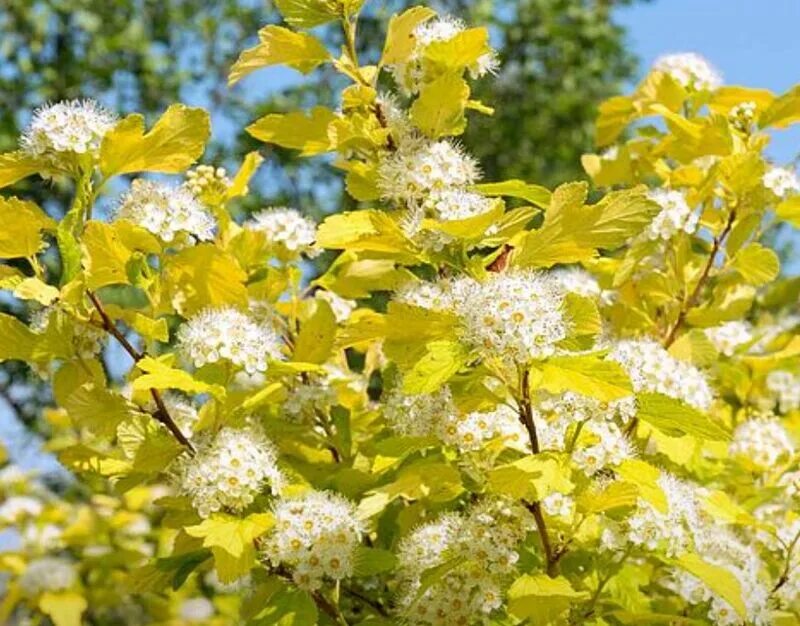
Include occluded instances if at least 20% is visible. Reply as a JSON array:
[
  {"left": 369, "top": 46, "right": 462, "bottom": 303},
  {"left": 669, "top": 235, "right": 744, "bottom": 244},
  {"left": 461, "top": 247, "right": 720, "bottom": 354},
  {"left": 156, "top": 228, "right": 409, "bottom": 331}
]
[
  {"left": 425, "top": 188, "right": 495, "bottom": 221},
  {"left": 608, "top": 339, "right": 713, "bottom": 411},
  {"left": 246, "top": 208, "right": 318, "bottom": 256},
  {"left": 282, "top": 378, "right": 338, "bottom": 424},
  {"left": 456, "top": 271, "right": 569, "bottom": 364},
  {"left": 177, "top": 306, "right": 284, "bottom": 374},
  {"left": 383, "top": 384, "right": 456, "bottom": 439},
  {"left": 763, "top": 166, "right": 800, "bottom": 198},
  {"left": 571, "top": 421, "right": 634, "bottom": 475},
  {"left": 315, "top": 290, "right": 356, "bottom": 323},
  {"left": 377, "top": 138, "right": 480, "bottom": 207},
  {"left": 179, "top": 597, "right": 215, "bottom": 622},
  {"left": 393, "top": 277, "right": 473, "bottom": 312},
  {"left": 542, "top": 492, "right": 575, "bottom": 519},
  {"left": 729, "top": 416, "right": 795, "bottom": 470},
  {"left": 653, "top": 53, "right": 722, "bottom": 91},
  {"left": 0, "top": 496, "right": 43, "bottom": 523},
  {"left": 646, "top": 189, "right": 698, "bottom": 240},
  {"left": 21, "top": 523, "right": 63, "bottom": 551},
  {"left": 765, "top": 370, "right": 800, "bottom": 413},
  {"left": 437, "top": 403, "right": 529, "bottom": 453},
  {"left": 116, "top": 179, "right": 216, "bottom": 243},
  {"left": 729, "top": 101, "right": 757, "bottom": 132},
  {"left": 20, "top": 99, "right": 116, "bottom": 158},
  {"left": 174, "top": 425, "right": 284, "bottom": 518},
  {"left": 551, "top": 267, "right": 603, "bottom": 299},
  {"left": 265, "top": 490, "right": 362, "bottom": 590},
  {"left": 705, "top": 321, "right": 752, "bottom": 356},
  {"left": 185, "top": 164, "right": 232, "bottom": 203},
  {"left": 19, "top": 557, "right": 76, "bottom": 596}
]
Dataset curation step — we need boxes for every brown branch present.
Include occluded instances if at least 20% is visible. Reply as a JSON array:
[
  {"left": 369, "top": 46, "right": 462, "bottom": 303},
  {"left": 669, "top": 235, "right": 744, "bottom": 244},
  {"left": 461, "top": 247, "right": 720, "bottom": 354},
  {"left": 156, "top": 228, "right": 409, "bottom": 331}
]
[
  {"left": 342, "top": 585, "right": 390, "bottom": 618},
  {"left": 86, "top": 291, "right": 194, "bottom": 453}
]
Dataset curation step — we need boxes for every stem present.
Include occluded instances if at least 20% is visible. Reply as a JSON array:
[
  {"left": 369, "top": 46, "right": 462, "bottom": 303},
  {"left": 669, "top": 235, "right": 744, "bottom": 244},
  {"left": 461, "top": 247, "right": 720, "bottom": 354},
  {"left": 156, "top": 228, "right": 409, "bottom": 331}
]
[
  {"left": 518, "top": 368, "right": 559, "bottom": 577},
  {"left": 772, "top": 526, "right": 800, "bottom": 594},
  {"left": 341, "top": 585, "right": 390, "bottom": 618},
  {"left": 86, "top": 290, "right": 194, "bottom": 453},
  {"left": 663, "top": 209, "right": 737, "bottom": 347},
  {"left": 583, "top": 548, "right": 632, "bottom": 618}
]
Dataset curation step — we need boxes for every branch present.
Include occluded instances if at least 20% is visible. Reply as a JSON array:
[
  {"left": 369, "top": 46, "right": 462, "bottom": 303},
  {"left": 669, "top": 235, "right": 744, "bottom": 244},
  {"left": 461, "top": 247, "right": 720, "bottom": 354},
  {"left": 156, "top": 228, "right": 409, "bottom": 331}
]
[
  {"left": 86, "top": 291, "right": 194, "bottom": 453},
  {"left": 341, "top": 585, "right": 390, "bottom": 618}
]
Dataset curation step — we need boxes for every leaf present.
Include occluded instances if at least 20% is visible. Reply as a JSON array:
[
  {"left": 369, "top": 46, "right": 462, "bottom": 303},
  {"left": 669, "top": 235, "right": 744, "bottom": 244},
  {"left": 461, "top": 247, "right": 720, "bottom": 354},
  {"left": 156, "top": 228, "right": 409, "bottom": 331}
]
[
  {"left": 39, "top": 592, "right": 87, "bottom": 626},
  {"left": 246, "top": 107, "right": 337, "bottom": 156},
  {"left": 513, "top": 186, "right": 659, "bottom": 268},
  {"left": 402, "top": 340, "right": 469, "bottom": 394},
  {"left": 488, "top": 453, "right": 574, "bottom": 501},
  {"left": 244, "top": 578, "right": 319, "bottom": 626},
  {"left": 81, "top": 221, "right": 136, "bottom": 289},
  {"left": 100, "top": 104, "right": 210, "bottom": 177},
  {"left": 381, "top": 6, "right": 436, "bottom": 65},
  {"left": 353, "top": 546, "right": 398, "bottom": 576},
  {"left": 0, "top": 151, "right": 44, "bottom": 189},
  {"left": 410, "top": 72, "right": 470, "bottom": 138},
  {"left": 508, "top": 574, "right": 589, "bottom": 624},
  {"left": 730, "top": 243, "right": 780, "bottom": 286},
  {"left": 423, "top": 28, "right": 491, "bottom": 75},
  {"left": 0, "top": 313, "right": 37, "bottom": 361},
  {"left": 0, "top": 197, "right": 56, "bottom": 258},
  {"left": 636, "top": 393, "right": 730, "bottom": 441},
  {"left": 226, "top": 151, "right": 264, "bottom": 200},
  {"left": 274, "top": 0, "right": 340, "bottom": 28},
  {"left": 759, "top": 84, "right": 800, "bottom": 128},
  {"left": 672, "top": 553, "right": 746, "bottom": 619},
  {"left": 577, "top": 481, "right": 639, "bottom": 514},
  {"left": 229, "top": 26, "right": 329, "bottom": 85},
  {"left": 473, "top": 179, "right": 551, "bottom": 208},
  {"left": 63, "top": 383, "right": 134, "bottom": 438},
  {"left": 539, "top": 355, "right": 632, "bottom": 401},
  {"left": 293, "top": 299, "right": 336, "bottom": 364},
  {"left": 13, "top": 278, "right": 59, "bottom": 305},
  {"left": 133, "top": 356, "right": 226, "bottom": 399},
  {"left": 616, "top": 459, "right": 667, "bottom": 512}
]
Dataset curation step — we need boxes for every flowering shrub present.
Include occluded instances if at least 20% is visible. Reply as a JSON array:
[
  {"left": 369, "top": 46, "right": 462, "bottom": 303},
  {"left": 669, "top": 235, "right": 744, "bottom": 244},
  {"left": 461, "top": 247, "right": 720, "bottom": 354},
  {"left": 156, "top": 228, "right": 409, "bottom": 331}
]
[{"left": 1, "top": 2, "right": 800, "bottom": 625}]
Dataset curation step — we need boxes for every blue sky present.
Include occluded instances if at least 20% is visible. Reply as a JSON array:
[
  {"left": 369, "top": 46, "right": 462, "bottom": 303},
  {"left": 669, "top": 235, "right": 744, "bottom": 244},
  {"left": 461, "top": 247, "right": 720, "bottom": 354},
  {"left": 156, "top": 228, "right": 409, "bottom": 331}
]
[{"left": 617, "top": 0, "right": 800, "bottom": 163}]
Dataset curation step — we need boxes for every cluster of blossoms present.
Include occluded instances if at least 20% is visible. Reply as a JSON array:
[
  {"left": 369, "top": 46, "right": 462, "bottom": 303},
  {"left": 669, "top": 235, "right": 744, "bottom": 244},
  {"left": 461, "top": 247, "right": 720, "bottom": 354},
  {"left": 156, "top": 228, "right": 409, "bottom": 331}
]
[
  {"left": 184, "top": 164, "right": 232, "bottom": 204},
  {"left": 608, "top": 339, "right": 714, "bottom": 411},
  {"left": 19, "top": 557, "right": 76, "bottom": 596},
  {"left": 178, "top": 597, "right": 216, "bottom": 623},
  {"left": 388, "top": 16, "right": 499, "bottom": 96},
  {"left": 455, "top": 271, "right": 570, "bottom": 364},
  {"left": 0, "top": 495, "right": 43, "bottom": 523},
  {"left": 177, "top": 306, "right": 284, "bottom": 374},
  {"left": 763, "top": 166, "right": 800, "bottom": 198},
  {"left": 245, "top": 208, "right": 319, "bottom": 257},
  {"left": 729, "top": 416, "right": 795, "bottom": 470},
  {"left": 264, "top": 490, "right": 362, "bottom": 590},
  {"left": 705, "top": 321, "right": 753, "bottom": 356},
  {"left": 116, "top": 179, "right": 216, "bottom": 243},
  {"left": 645, "top": 189, "right": 699, "bottom": 241},
  {"left": 551, "top": 266, "right": 603, "bottom": 300},
  {"left": 765, "top": 370, "right": 800, "bottom": 413},
  {"left": 393, "top": 276, "right": 472, "bottom": 311},
  {"left": 382, "top": 384, "right": 528, "bottom": 453},
  {"left": 396, "top": 498, "right": 530, "bottom": 625},
  {"left": 174, "top": 425, "right": 284, "bottom": 517},
  {"left": 652, "top": 52, "right": 723, "bottom": 91},
  {"left": 729, "top": 101, "right": 758, "bottom": 133},
  {"left": 20, "top": 99, "right": 116, "bottom": 159}
]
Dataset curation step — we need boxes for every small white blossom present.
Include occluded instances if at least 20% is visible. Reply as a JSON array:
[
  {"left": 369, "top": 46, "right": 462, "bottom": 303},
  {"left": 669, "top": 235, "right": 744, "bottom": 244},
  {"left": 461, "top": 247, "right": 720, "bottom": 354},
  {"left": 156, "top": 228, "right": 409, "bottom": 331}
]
[
  {"left": 729, "top": 416, "right": 795, "bottom": 470},
  {"left": 393, "top": 277, "right": 473, "bottom": 312},
  {"left": 551, "top": 267, "right": 603, "bottom": 299},
  {"left": 646, "top": 189, "right": 698, "bottom": 240},
  {"left": 20, "top": 99, "right": 116, "bottom": 158},
  {"left": 705, "top": 321, "right": 753, "bottom": 356},
  {"left": 729, "top": 101, "right": 757, "bottom": 132},
  {"left": 179, "top": 597, "right": 215, "bottom": 622},
  {"left": 765, "top": 370, "right": 800, "bottom": 413},
  {"left": 265, "top": 490, "right": 362, "bottom": 590},
  {"left": 116, "top": 179, "right": 216, "bottom": 243},
  {"left": 425, "top": 188, "right": 495, "bottom": 221},
  {"left": 542, "top": 492, "right": 575, "bottom": 519},
  {"left": 174, "top": 425, "right": 283, "bottom": 518},
  {"left": 653, "top": 53, "right": 722, "bottom": 91},
  {"left": 763, "top": 166, "right": 800, "bottom": 198},
  {"left": 571, "top": 420, "right": 635, "bottom": 475},
  {"left": 0, "top": 496, "right": 43, "bottom": 523},
  {"left": 246, "top": 208, "right": 318, "bottom": 256},
  {"left": 19, "top": 557, "right": 76, "bottom": 596},
  {"left": 177, "top": 306, "right": 284, "bottom": 374}
]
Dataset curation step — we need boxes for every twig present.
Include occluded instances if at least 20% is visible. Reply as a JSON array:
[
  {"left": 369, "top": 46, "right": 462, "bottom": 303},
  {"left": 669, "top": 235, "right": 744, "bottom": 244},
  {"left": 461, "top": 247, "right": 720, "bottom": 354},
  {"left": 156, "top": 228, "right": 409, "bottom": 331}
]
[
  {"left": 86, "top": 291, "right": 194, "bottom": 453},
  {"left": 342, "top": 585, "right": 390, "bottom": 618}
]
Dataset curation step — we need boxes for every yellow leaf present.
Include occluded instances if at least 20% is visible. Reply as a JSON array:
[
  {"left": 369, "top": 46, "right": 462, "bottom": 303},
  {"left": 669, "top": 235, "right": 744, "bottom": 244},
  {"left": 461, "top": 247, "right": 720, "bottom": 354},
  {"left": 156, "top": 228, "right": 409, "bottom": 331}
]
[
  {"left": 294, "top": 299, "right": 337, "bottom": 364},
  {"left": 410, "top": 72, "right": 470, "bottom": 138},
  {"left": 0, "top": 197, "right": 56, "bottom": 259},
  {"left": 423, "top": 28, "right": 490, "bottom": 75},
  {"left": 81, "top": 221, "right": 134, "bottom": 289},
  {"left": 0, "top": 312, "right": 37, "bottom": 361},
  {"left": 229, "top": 25, "right": 330, "bottom": 85},
  {"left": 0, "top": 151, "right": 44, "bottom": 189},
  {"left": 133, "top": 356, "right": 226, "bottom": 399},
  {"left": 381, "top": 6, "right": 436, "bottom": 65},
  {"left": 709, "top": 86, "right": 775, "bottom": 115},
  {"left": 100, "top": 104, "right": 210, "bottom": 177},
  {"left": 539, "top": 355, "right": 632, "bottom": 401},
  {"left": 508, "top": 574, "right": 588, "bottom": 624},
  {"left": 13, "top": 277, "right": 59, "bottom": 305},
  {"left": 488, "top": 453, "right": 574, "bottom": 501},
  {"left": 402, "top": 340, "right": 469, "bottom": 394},
  {"left": 39, "top": 591, "right": 87, "bottom": 626},
  {"left": 246, "top": 107, "right": 337, "bottom": 156},
  {"left": 227, "top": 151, "right": 264, "bottom": 200},
  {"left": 473, "top": 180, "right": 550, "bottom": 208},
  {"left": 617, "top": 459, "right": 667, "bottom": 512},
  {"left": 63, "top": 383, "right": 135, "bottom": 437},
  {"left": 759, "top": 84, "right": 800, "bottom": 129},
  {"left": 274, "top": 0, "right": 340, "bottom": 28},
  {"left": 672, "top": 553, "right": 746, "bottom": 619},
  {"left": 730, "top": 243, "right": 780, "bottom": 286}
]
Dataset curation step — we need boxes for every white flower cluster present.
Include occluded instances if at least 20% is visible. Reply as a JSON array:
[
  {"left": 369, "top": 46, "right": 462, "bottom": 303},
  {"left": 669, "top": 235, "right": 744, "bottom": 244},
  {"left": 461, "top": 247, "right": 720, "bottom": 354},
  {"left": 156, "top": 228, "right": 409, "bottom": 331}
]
[
  {"left": 705, "top": 321, "right": 753, "bottom": 356},
  {"left": 425, "top": 188, "right": 496, "bottom": 221},
  {"left": 184, "top": 164, "right": 231, "bottom": 202},
  {"left": 729, "top": 101, "right": 757, "bottom": 132},
  {"left": 456, "top": 271, "right": 570, "bottom": 364},
  {"left": 264, "top": 490, "right": 362, "bottom": 590},
  {"left": 177, "top": 306, "right": 284, "bottom": 374},
  {"left": 382, "top": 384, "right": 527, "bottom": 453},
  {"left": 179, "top": 597, "right": 215, "bottom": 622},
  {"left": 765, "top": 370, "right": 800, "bottom": 413},
  {"left": 396, "top": 498, "right": 530, "bottom": 625},
  {"left": 116, "top": 179, "right": 216, "bottom": 243},
  {"left": 19, "top": 557, "right": 76, "bottom": 596},
  {"left": 282, "top": 377, "right": 338, "bottom": 424},
  {"left": 20, "top": 99, "right": 116, "bottom": 158},
  {"left": 174, "top": 425, "right": 283, "bottom": 517},
  {"left": 388, "top": 16, "right": 499, "bottom": 96},
  {"left": 645, "top": 189, "right": 698, "bottom": 241},
  {"left": 393, "top": 277, "right": 472, "bottom": 312},
  {"left": 763, "top": 165, "right": 800, "bottom": 198},
  {"left": 608, "top": 339, "right": 713, "bottom": 411},
  {"left": 0, "top": 496, "right": 43, "bottom": 523},
  {"left": 729, "top": 416, "right": 795, "bottom": 470},
  {"left": 652, "top": 53, "right": 722, "bottom": 91},
  {"left": 246, "top": 208, "right": 318, "bottom": 256},
  {"left": 551, "top": 267, "right": 602, "bottom": 300}
]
